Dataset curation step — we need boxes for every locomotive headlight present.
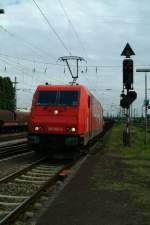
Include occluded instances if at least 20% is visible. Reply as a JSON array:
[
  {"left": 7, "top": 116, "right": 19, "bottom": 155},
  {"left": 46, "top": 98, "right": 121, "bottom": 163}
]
[
  {"left": 67, "top": 127, "right": 76, "bottom": 132},
  {"left": 53, "top": 110, "right": 59, "bottom": 115},
  {"left": 71, "top": 127, "right": 76, "bottom": 132},
  {"left": 34, "top": 126, "right": 40, "bottom": 131}
]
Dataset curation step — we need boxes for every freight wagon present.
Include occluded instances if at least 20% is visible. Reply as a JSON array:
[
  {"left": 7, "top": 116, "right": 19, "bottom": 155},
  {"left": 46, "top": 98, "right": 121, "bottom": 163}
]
[{"left": 0, "top": 110, "right": 30, "bottom": 133}]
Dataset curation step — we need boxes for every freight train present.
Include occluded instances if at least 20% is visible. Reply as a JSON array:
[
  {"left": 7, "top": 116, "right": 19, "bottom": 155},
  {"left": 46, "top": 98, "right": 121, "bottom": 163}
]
[
  {"left": 0, "top": 110, "right": 30, "bottom": 133},
  {"left": 28, "top": 84, "right": 104, "bottom": 152}
]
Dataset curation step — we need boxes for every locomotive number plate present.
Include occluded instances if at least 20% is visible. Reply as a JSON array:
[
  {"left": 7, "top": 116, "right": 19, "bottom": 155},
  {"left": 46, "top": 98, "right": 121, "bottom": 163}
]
[{"left": 48, "top": 127, "right": 63, "bottom": 131}]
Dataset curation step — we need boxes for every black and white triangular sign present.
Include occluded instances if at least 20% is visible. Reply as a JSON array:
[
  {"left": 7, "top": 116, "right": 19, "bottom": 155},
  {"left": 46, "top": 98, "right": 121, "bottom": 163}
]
[{"left": 121, "top": 43, "right": 135, "bottom": 57}]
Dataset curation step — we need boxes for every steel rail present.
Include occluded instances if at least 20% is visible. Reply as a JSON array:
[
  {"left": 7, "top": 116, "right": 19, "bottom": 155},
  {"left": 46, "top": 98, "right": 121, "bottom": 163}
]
[
  {"left": 0, "top": 159, "right": 77, "bottom": 225},
  {"left": 0, "top": 142, "right": 27, "bottom": 151},
  {"left": 0, "top": 142, "right": 28, "bottom": 159},
  {"left": 0, "top": 132, "right": 27, "bottom": 142},
  {"left": 0, "top": 157, "right": 47, "bottom": 184},
  {"left": 0, "top": 122, "right": 112, "bottom": 225}
]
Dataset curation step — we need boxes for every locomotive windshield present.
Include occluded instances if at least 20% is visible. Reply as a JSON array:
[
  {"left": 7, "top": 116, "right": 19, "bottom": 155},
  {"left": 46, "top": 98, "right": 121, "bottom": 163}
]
[
  {"left": 59, "top": 91, "right": 79, "bottom": 106},
  {"left": 37, "top": 91, "right": 57, "bottom": 106},
  {"left": 37, "top": 90, "right": 80, "bottom": 106}
]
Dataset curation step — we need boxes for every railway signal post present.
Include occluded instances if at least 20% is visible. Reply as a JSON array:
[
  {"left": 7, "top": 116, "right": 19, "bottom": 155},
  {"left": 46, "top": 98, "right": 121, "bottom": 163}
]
[{"left": 120, "top": 43, "right": 137, "bottom": 146}]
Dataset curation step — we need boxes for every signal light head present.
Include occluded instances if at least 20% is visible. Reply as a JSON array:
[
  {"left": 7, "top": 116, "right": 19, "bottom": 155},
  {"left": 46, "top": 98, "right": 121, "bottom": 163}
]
[
  {"left": 120, "top": 91, "right": 137, "bottom": 108},
  {"left": 123, "top": 59, "right": 133, "bottom": 89}
]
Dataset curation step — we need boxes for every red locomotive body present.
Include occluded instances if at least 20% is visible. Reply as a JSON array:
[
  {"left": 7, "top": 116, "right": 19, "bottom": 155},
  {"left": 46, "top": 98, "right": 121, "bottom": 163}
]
[{"left": 28, "top": 84, "right": 103, "bottom": 149}]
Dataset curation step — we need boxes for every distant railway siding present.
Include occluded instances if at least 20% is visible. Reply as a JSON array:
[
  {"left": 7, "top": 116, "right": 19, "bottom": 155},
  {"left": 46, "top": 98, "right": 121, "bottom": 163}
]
[
  {"left": 0, "top": 110, "right": 30, "bottom": 134},
  {"left": 0, "top": 139, "right": 28, "bottom": 160},
  {"left": 0, "top": 132, "right": 27, "bottom": 142}
]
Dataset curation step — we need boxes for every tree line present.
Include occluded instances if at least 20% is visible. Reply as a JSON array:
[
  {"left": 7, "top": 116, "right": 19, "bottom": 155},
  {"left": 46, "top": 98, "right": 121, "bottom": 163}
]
[{"left": 0, "top": 76, "right": 15, "bottom": 110}]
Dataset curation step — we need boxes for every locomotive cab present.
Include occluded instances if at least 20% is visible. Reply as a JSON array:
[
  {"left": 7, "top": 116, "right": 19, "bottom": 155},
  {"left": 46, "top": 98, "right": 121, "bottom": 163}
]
[
  {"left": 28, "top": 85, "right": 81, "bottom": 149},
  {"left": 28, "top": 84, "right": 103, "bottom": 151}
]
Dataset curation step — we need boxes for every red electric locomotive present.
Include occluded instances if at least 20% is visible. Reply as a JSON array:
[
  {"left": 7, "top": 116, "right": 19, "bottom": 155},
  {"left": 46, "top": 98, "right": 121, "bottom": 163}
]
[{"left": 28, "top": 84, "right": 103, "bottom": 151}]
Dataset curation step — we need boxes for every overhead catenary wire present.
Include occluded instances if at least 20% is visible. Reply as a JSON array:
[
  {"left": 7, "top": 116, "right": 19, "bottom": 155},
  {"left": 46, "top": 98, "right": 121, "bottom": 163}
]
[
  {"left": 31, "top": 0, "right": 72, "bottom": 56},
  {"left": 0, "top": 56, "right": 34, "bottom": 75},
  {"left": 0, "top": 3, "right": 136, "bottom": 112},
  {"left": 0, "top": 25, "right": 56, "bottom": 62},
  {"left": 0, "top": 58, "right": 36, "bottom": 88},
  {"left": 1, "top": 51, "right": 149, "bottom": 71},
  {"left": 0, "top": 57, "right": 26, "bottom": 75},
  {"left": 57, "top": 0, "right": 87, "bottom": 58},
  {"left": 0, "top": 55, "right": 64, "bottom": 83},
  {"left": 0, "top": 57, "right": 43, "bottom": 85},
  {"left": 0, "top": 56, "right": 68, "bottom": 85},
  {"left": 0, "top": 51, "right": 120, "bottom": 70},
  {"left": 1, "top": 53, "right": 148, "bottom": 72},
  {"left": 0, "top": 53, "right": 62, "bottom": 66}
]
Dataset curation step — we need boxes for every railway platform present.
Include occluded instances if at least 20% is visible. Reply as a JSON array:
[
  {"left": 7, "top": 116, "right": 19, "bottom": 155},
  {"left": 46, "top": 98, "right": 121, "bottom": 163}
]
[{"left": 36, "top": 148, "right": 134, "bottom": 225}]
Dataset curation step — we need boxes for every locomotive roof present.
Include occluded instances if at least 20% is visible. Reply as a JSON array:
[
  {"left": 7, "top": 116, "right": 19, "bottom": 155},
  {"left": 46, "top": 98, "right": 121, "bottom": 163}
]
[{"left": 36, "top": 84, "right": 88, "bottom": 92}]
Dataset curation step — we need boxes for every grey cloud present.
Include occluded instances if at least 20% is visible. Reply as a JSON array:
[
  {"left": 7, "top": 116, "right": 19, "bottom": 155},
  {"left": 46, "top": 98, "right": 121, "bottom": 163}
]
[
  {"left": 0, "top": 0, "right": 25, "bottom": 6},
  {"left": 0, "top": 0, "right": 149, "bottom": 114}
]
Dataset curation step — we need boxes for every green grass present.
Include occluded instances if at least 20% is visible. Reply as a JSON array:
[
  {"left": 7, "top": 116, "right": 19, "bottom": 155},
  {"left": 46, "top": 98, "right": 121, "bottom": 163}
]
[
  {"left": 103, "top": 122, "right": 150, "bottom": 159},
  {"left": 91, "top": 122, "right": 150, "bottom": 223}
]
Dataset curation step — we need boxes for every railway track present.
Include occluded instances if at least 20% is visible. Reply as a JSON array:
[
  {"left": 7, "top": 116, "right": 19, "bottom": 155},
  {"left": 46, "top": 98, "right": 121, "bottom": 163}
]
[
  {"left": 0, "top": 132, "right": 27, "bottom": 142},
  {"left": 0, "top": 157, "right": 74, "bottom": 225},
  {"left": 132, "top": 121, "right": 150, "bottom": 128},
  {"left": 0, "top": 121, "right": 113, "bottom": 224},
  {"left": 0, "top": 141, "right": 29, "bottom": 159}
]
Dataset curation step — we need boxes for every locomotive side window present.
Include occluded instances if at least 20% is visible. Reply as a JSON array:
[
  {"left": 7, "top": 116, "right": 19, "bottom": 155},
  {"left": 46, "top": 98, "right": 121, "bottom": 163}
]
[
  {"left": 37, "top": 91, "right": 57, "bottom": 105},
  {"left": 59, "top": 91, "right": 79, "bottom": 106}
]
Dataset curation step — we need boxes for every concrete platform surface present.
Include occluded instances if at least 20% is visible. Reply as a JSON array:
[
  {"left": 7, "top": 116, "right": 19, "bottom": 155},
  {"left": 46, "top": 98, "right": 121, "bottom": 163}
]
[{"left": 36, "top": 148, "right": 135, "bottom": 225}]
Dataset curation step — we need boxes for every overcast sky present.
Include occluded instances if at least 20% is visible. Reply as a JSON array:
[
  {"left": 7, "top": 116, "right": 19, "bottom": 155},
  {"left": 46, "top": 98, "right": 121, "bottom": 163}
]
[{"left": 0, "top": 0, "right": 150, "bottom": 116}]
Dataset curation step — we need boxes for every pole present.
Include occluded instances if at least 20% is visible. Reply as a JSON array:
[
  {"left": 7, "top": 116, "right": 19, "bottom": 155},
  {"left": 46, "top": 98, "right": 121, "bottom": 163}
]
[
  {"left": 134, "top": 108, "right": 136, "bottom": 120},
  {"left": 123, "top": 88, "right": 131, "bottom": 146},
  {"left": 126, "top": 107, "right": 130, "bottom": 145},
  {"left": 0, "top": 9, "right": 5, "bottom": 113},
  {"left": 136, "top": 68, "right": 150, "bottom": 144},
  {"left": 13, "top": 77, "right": 18, "bottom": 111},
  {"left": 130, "top": 104, "right": 132, "bottom": 120},
  {"left": 77, "top": 59, "right": 79, "bottom": 78},
  {"left": 141, "top": 105, "right": 143, "bottom": 118},
  {"left": 145, "top": 72, "right": 148, "bottom": 144}
]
